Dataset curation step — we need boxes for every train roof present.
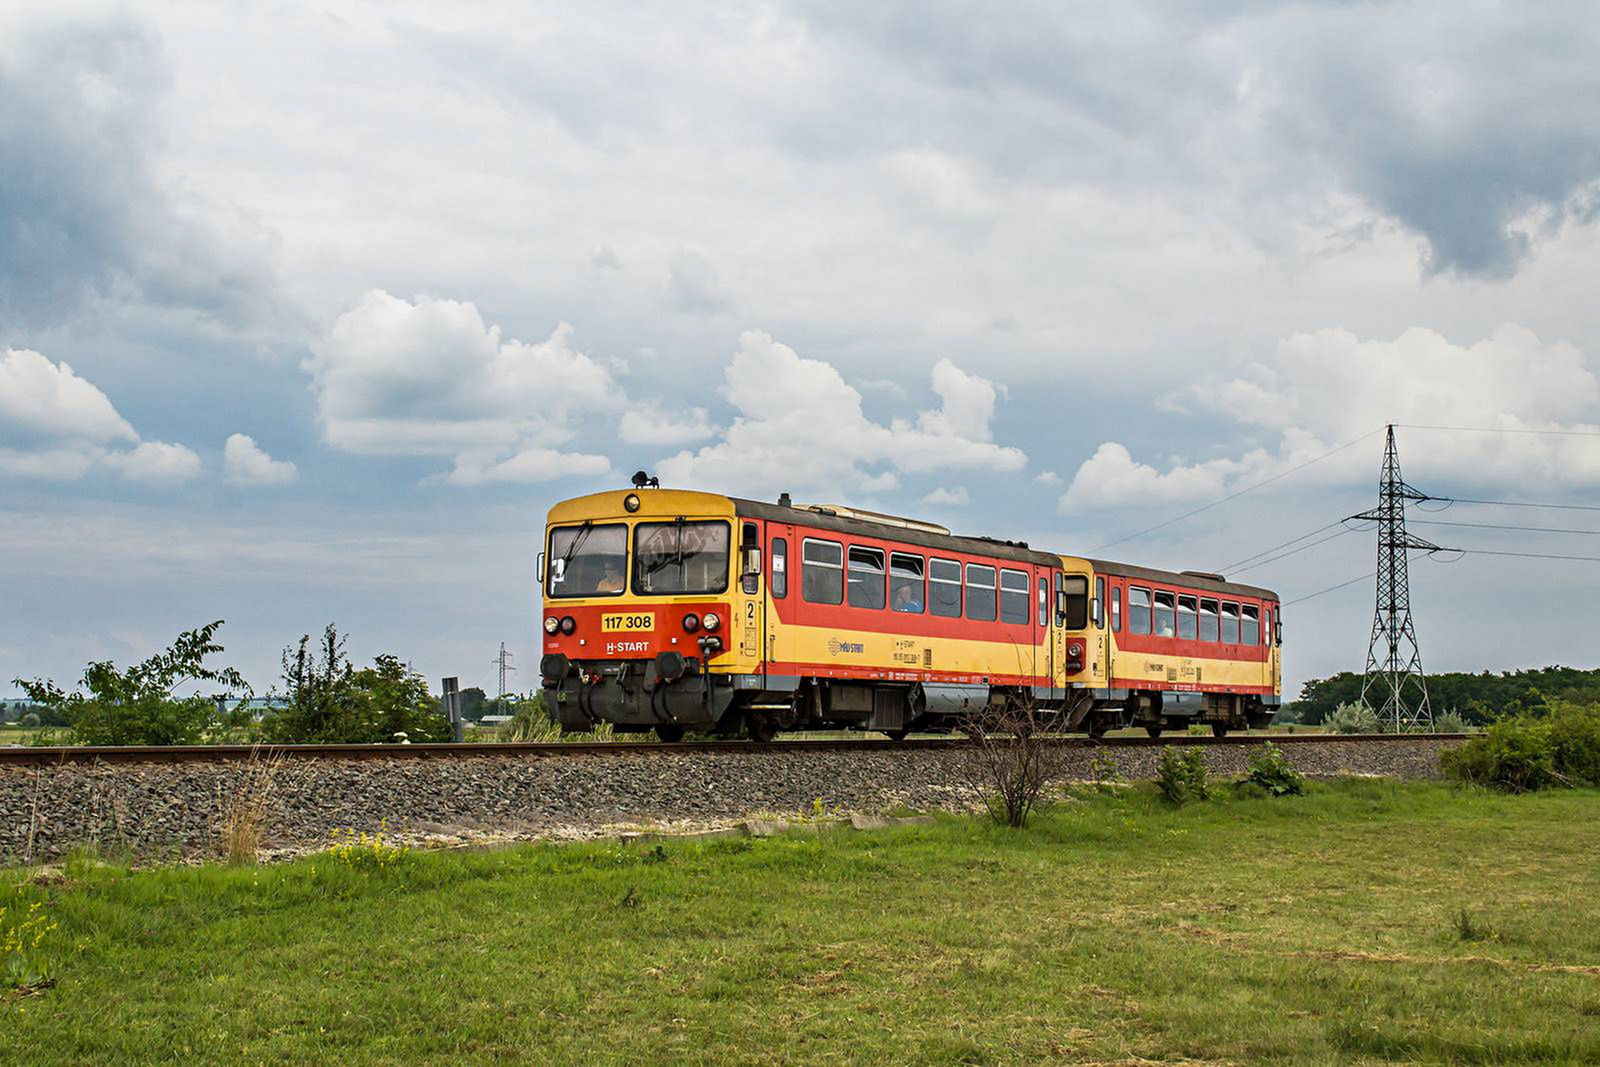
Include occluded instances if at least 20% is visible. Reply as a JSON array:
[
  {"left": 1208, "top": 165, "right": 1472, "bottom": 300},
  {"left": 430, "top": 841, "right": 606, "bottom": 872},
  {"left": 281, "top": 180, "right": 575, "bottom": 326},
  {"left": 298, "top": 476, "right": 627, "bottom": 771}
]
[
  {"left": 1083, "top": 558, "right": 1279, "bottom": 602},
  {"left": 732, "top": 497, "right": 1059, "bottom": 567}
]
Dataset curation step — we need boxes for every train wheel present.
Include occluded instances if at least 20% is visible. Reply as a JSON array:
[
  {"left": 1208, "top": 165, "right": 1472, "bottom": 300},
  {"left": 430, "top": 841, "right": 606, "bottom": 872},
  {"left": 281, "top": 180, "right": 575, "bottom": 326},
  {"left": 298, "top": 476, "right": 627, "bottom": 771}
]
[
  {"left": 885, "top": 729, "right": 909, "bottom": 742},
  {"left": 747, "top": 717, "right": 779, "bottom": 743},
  {"left": 1211, "top": 723, "right": 1229, "bottom": 739},
  {"left": 655, "top": 724, "right": 685, "bottom": 743},
  {"left": 1144, "top": 723, "right": 1164, "bottom": 738}
]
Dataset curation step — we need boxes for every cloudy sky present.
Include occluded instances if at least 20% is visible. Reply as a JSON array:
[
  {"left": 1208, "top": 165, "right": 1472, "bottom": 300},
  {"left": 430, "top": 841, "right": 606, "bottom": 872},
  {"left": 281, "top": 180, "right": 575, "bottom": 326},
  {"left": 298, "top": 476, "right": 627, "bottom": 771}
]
[{"left": 4, "top": 1, "right": 1599, "bottom": 701}]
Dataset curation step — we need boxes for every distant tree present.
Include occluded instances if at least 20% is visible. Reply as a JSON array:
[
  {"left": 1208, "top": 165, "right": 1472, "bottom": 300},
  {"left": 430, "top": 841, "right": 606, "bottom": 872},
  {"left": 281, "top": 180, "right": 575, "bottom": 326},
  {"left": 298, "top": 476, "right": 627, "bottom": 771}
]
[
  {"left": 459, "top": 686, "right": 489, "bottom": 721},
  {"left": 19, "top": 712, "right": 41, "bottom": 729},
  {"left": 12, "top": 621, "right": 250, "bottom": 746},
  {"left": 261, "top": 624, "right": 450, "bottom": 743},
  {"left": 1288, "top": 667, "right": 1600, "bottom": 726}
]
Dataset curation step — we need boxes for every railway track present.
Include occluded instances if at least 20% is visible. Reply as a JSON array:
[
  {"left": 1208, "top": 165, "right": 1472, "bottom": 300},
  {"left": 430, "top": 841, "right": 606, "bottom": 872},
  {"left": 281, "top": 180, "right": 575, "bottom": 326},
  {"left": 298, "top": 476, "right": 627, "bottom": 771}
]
[{"left": 0, "top": 732, "right": 1469, "bottom": 767}]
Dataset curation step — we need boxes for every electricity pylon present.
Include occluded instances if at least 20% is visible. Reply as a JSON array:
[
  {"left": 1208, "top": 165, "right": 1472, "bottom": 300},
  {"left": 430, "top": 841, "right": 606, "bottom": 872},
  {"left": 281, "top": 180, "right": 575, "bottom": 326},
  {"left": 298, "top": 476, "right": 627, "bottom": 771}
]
[
  {"left": 1351, "top": 425, "right": 1448, "bottom": 731},
  {"left": 492, "top": 643, "right": 516, "bottom": 712}
]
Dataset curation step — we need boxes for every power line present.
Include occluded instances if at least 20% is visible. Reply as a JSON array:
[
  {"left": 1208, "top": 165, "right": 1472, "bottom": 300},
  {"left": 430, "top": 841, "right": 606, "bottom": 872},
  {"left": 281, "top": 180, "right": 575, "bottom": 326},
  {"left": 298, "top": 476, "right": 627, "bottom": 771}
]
[
  {"left": 1432, "top": 497, "right": 1600, "bottom": 513},
  {"left": 1228, "top": 527, "right": 1356, "bottom": 576},
  {"left": 1397, "top": 423, "right": 1600, "bottom": 438},
  {"left": 1090, "top": 428, "right": 1383, "bottom": 553},
  {"left": 1283, "top": 571, "right": 1375, "bottom": 606},
  {"left": 1411, "top": 518, "right": 1600, "bottom": 536},
  {"left": 1216, "top": 518, "right": 1349, "bottom": 573},
  {"left": 1439, "top": 547, "right": 1600, "bottom": 564}
]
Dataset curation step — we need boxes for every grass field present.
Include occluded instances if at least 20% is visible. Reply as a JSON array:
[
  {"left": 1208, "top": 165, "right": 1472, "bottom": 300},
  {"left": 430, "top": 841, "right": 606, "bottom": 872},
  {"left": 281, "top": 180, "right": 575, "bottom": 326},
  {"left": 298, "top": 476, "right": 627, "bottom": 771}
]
[{"left": 5, "top": 781, "right": 1598, "bottom": 1063}]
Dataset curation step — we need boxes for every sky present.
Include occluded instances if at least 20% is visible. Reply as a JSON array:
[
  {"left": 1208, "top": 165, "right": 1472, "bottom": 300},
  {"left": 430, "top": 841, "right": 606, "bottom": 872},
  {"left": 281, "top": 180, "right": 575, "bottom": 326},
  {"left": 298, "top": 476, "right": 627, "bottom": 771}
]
[{"left": 3, "top": 1, "right": 1600, "bottom": 703}]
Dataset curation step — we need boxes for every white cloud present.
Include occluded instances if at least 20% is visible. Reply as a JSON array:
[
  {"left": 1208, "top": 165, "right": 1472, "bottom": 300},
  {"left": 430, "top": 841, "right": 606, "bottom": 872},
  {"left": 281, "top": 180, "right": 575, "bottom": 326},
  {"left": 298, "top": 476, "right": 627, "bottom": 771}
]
[
  {"left": 0, "top": 348, "right": 199, "bottom": 484},
  {"left": 921, "top": 486, "right": 970, "bottom": 506},
  {"left": 1033, "top": 470, "right": 1062, "bottom": 487},
  {"left": 306, "top": 290, "right": 620, "bottom": 484},
  {"left": 223, "top": 433, "right": 297, "bottom": 486},
  {"left": 103, "top": 441, "right": 203, "bottom": 485},
  {"left": 658, "top": 330, "right": 1026, "bottom": 497},
  {"left": 0, "top": 349, "right": 136, "bottom": 444},
  {"left": 618, "top": 404, "right": 716, "bottom": 446},
  {"left": 663, "top": 250, "right": 730, "bottom": 316},
  {"left": 1061, "top": 324, "right": 1600, "bottom": 511}
]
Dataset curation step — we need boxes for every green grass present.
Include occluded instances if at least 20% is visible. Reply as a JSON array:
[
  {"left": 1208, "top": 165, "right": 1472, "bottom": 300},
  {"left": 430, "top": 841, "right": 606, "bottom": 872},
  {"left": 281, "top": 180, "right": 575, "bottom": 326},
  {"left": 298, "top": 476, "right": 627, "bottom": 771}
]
[{"left": 6, "top": 782, "right": 1600, "bottom": 1063}]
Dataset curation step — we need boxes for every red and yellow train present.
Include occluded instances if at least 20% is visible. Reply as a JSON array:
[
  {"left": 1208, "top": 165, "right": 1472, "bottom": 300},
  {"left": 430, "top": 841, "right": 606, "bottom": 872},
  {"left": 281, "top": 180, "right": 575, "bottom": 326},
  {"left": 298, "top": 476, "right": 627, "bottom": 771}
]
[{"left": 538, "top": 484, "right": 1280, "bottom": 740}]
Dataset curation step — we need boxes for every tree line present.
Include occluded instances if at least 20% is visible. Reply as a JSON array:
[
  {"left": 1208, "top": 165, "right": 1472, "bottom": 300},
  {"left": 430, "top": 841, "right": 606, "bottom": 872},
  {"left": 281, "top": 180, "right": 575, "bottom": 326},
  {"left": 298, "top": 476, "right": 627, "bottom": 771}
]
[{"left": 1286, "top": 666, "right": 1600, "bottom": 725}]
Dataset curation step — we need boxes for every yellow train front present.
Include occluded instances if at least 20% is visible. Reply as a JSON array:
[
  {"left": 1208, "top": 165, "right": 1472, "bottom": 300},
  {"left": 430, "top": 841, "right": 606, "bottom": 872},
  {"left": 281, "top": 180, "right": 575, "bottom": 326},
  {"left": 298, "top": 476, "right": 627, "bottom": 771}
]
[{"left": 538, "top": 484, "right": 1282, "bottom": 740}]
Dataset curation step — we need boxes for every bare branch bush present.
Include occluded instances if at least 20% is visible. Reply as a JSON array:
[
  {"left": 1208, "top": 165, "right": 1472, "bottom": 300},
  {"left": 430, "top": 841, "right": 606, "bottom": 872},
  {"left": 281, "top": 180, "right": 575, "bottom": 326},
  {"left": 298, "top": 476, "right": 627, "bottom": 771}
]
[{"left": 958, "top": 692, "right": 1071, "bottom": 828}]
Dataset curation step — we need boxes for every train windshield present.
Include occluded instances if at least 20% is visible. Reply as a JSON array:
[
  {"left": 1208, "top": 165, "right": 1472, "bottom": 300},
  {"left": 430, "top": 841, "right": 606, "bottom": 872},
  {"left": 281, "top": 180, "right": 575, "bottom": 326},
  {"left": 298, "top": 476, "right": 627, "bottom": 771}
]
[
  {"left": 547, "top": 523, "right": 628, "bottom": 598},
  {"left": 633, "top": 521, "right": 731, "bottom": 595}
]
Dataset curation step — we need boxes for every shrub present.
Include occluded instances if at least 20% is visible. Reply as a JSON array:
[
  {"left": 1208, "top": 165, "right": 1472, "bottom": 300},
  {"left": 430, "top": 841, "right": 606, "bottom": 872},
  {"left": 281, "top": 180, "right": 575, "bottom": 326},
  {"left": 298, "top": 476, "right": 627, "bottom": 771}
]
[
  {"left": 13, "top": 621, "right": 249, "bottom": 746},
  {"left": 261, "top": 625, "right": 450, "bottom": 744},
  {"left": 1156, "top": 746, "right": 1208, "bottom": 806},
  {"left": 1431, "top": 710, "right": 1470, "bottom": 734},
  {"left": 1547, "top": 700, "right": 1600, "bottom": 786},
  {"left": 18, "top": 712, "right": 40, "bottom": 729},
  {"left": 1441, "top": 717, "right": 1557, "bottom": 792},
  {"left": 1245, "top": 742, "right": 1306, "bottom": 796},
  {"left": 1326, "top": 702, "right": 1380, "bottom": 734}
]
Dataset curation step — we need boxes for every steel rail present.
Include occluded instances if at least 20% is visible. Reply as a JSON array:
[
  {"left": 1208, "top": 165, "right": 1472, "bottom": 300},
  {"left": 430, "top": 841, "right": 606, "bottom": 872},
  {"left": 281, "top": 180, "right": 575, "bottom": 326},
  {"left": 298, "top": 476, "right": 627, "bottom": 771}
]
[{"left": 0, "top": 733, "right": 1468, "bottom": 767}]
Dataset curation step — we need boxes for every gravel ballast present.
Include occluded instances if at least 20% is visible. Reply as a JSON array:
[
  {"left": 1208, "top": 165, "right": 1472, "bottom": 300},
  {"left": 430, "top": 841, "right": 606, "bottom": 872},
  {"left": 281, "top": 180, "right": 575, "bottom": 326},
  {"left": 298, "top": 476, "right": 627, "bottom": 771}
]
[{"left": 1, "top": 737, "right": 1457, "bottom": 863}]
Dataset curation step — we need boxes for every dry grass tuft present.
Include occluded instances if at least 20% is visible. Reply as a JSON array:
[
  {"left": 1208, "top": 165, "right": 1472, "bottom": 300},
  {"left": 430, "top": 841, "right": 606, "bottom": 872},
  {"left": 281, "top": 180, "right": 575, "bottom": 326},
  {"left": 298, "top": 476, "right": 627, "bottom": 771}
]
[{"left": 217, "top": 750, "right": 289, "bottom": 864}]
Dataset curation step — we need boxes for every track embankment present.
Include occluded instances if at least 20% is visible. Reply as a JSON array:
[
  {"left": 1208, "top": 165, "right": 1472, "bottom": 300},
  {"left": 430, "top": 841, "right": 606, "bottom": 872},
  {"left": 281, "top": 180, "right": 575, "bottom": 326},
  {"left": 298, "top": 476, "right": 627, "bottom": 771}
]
[{"left": 1, "top": 735, "right": 1461, "bottom": 862}]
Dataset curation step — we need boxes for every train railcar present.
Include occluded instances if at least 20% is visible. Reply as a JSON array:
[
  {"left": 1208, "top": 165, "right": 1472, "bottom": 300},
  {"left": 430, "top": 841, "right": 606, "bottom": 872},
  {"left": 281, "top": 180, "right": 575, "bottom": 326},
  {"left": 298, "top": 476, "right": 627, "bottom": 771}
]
[{"left": 537, "top": 484, "right": 1280, "bottom": 740}]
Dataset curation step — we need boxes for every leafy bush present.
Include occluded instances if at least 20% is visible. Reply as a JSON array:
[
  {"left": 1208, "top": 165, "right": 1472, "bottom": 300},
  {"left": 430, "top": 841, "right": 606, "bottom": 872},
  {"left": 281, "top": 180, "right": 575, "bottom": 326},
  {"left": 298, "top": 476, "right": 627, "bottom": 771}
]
[
  {"left": 261, "top": 625, "right": 450, "bottom": 744},
  {"left": 1326, "top": 702, "right": 1380, "bottom": 734},
  {"left": 1156, "top": 746, "right": 1208, "bottom": 806},
  {"left": 17, "top": 712, "right": 40, "bottom": 729},
  {"left": 1546, "top": 700, "right": 1600, "bottom": 786},
  {"left": 503, "top": 694, "right": 561, "bottom": 742},
  {"left": 1245, "top": 742, "right": 1306, "bottom": 796},
  {"left": 1431, "top": 710, "right": 1470, "bottom": 734},
  {"left": 12, "top": 621, "right": 249, "bottom": 746},
  {"left": 1441, "top": 717, "right": 1557, "bottom": 793}
]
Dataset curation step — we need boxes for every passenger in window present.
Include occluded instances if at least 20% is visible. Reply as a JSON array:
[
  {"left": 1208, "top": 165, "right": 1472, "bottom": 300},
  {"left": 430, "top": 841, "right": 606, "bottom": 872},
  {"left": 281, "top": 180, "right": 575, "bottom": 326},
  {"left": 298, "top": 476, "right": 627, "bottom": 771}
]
[{"left": 892, "top": 584, "right": 923, "bottom": 612}]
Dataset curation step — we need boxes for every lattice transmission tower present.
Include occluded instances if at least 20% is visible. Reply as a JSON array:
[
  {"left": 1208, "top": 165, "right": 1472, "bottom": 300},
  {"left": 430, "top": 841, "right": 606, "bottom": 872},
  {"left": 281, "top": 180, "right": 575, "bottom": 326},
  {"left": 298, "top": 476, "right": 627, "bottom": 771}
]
[
  {"left": 1351, "top": 425, "right": 1449, "bottom": 731},
  {"left": 492, "top": 642, "right": 516, "bottom": 712}
]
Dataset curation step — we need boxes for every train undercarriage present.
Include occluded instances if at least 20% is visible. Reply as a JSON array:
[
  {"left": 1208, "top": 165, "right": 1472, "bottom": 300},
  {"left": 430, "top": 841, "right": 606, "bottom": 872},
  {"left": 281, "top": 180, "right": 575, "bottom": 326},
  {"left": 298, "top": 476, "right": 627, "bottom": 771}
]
[{"left": 543, "top": 654, "right": 1276, "bottom": 742}]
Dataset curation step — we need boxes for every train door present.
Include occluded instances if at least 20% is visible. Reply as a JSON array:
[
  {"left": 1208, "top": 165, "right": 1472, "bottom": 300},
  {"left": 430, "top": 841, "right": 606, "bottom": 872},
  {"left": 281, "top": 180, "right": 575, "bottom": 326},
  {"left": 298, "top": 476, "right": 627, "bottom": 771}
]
[
  {"left": 1092, "top": 574, "right": 1108, "bottom": 687},
  {"left": 738, "top": 521, "right": 764, "bottom": 671},
  {"left": 765, "top": 522, "right": 793, "bottom": 678},
  {"left": 1051, "top": 570, "right": 1067, "bottom": 691}
]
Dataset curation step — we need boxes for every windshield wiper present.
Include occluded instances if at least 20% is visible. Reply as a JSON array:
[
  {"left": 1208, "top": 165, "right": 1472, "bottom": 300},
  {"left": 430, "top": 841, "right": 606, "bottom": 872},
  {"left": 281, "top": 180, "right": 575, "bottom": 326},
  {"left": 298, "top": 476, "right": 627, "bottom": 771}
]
[{"left": 558, "top": 520, "right": 594, "bottom": 573}]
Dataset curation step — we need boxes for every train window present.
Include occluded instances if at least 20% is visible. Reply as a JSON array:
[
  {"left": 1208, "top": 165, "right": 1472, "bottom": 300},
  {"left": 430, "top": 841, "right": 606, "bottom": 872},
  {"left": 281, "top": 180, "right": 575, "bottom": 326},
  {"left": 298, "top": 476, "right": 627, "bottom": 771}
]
[
  {"left": 1220, "top": 601, "right": 1240, "bottom": 643},
  {"left": 1037, "top": 577, "right": 1048, "bottom": 627},
  {"left": 547, "top": 522, "right": 629, "bottom": 598},
  {"left": 1153, "top": 592, "right": 1176, "bottom": 637},
  {"left": 966, "top": 564, "right": 997, "bottom": 622},
  {"left": 633, "top": 521, "right": 732, "bottom": 595},
  {"left": 801, "top": 539, "right": 844, "bottom": 604},
  {"left": 1111, "top": 586, "right": 1122, "bottom": 632},
  {"left": 930, "top": 558, "right": 962, "bottom": 617},
  {"left": 847, "top": 546, "right": 886, "bottom": 609},
  {"left": 1177, "top": 595, "right": 1198, "bottom": 640},
  {"left": 1095, "top": 577, "right": 1106, "bottom": 628},
  {"left": 890, "top": 553, "right": 925, "bottom": 613},
  {"left": 1128, "top": 586, "right": 1151, "bottom": 635},
  {"left": 1242, "top": 604, "right": 1260, "bottom": 645},
  {"left": 1199, "top": 598, "right": 1219, "bottom": 641},
  {"left": 771, "top": 537, "right": 788, "bottom": 599},
  {"left": 999, "top": 569, "right": 1030, "bottom": 624},
  {"left": 1062, "top": 575, "right": 1089, "bottom": 630}
]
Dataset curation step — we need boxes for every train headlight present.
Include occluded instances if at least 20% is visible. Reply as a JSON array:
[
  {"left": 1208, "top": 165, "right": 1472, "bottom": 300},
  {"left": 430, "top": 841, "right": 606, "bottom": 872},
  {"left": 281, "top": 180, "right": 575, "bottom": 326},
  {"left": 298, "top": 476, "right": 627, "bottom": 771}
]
[
  {"left": 701, "top": 612, "right": 721, "bottom": 632},
  {"left": 682, "top": 613, "right": 700, "bottom": 633},
  {"left": 559, "top": 615, "right": 577, "bottom": 635},
  {"left": 624, "top": 493, "right": 641, "bottom": 513},
  {"left": 544, "top": 616, "right": 560, "bottom": 634}
]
